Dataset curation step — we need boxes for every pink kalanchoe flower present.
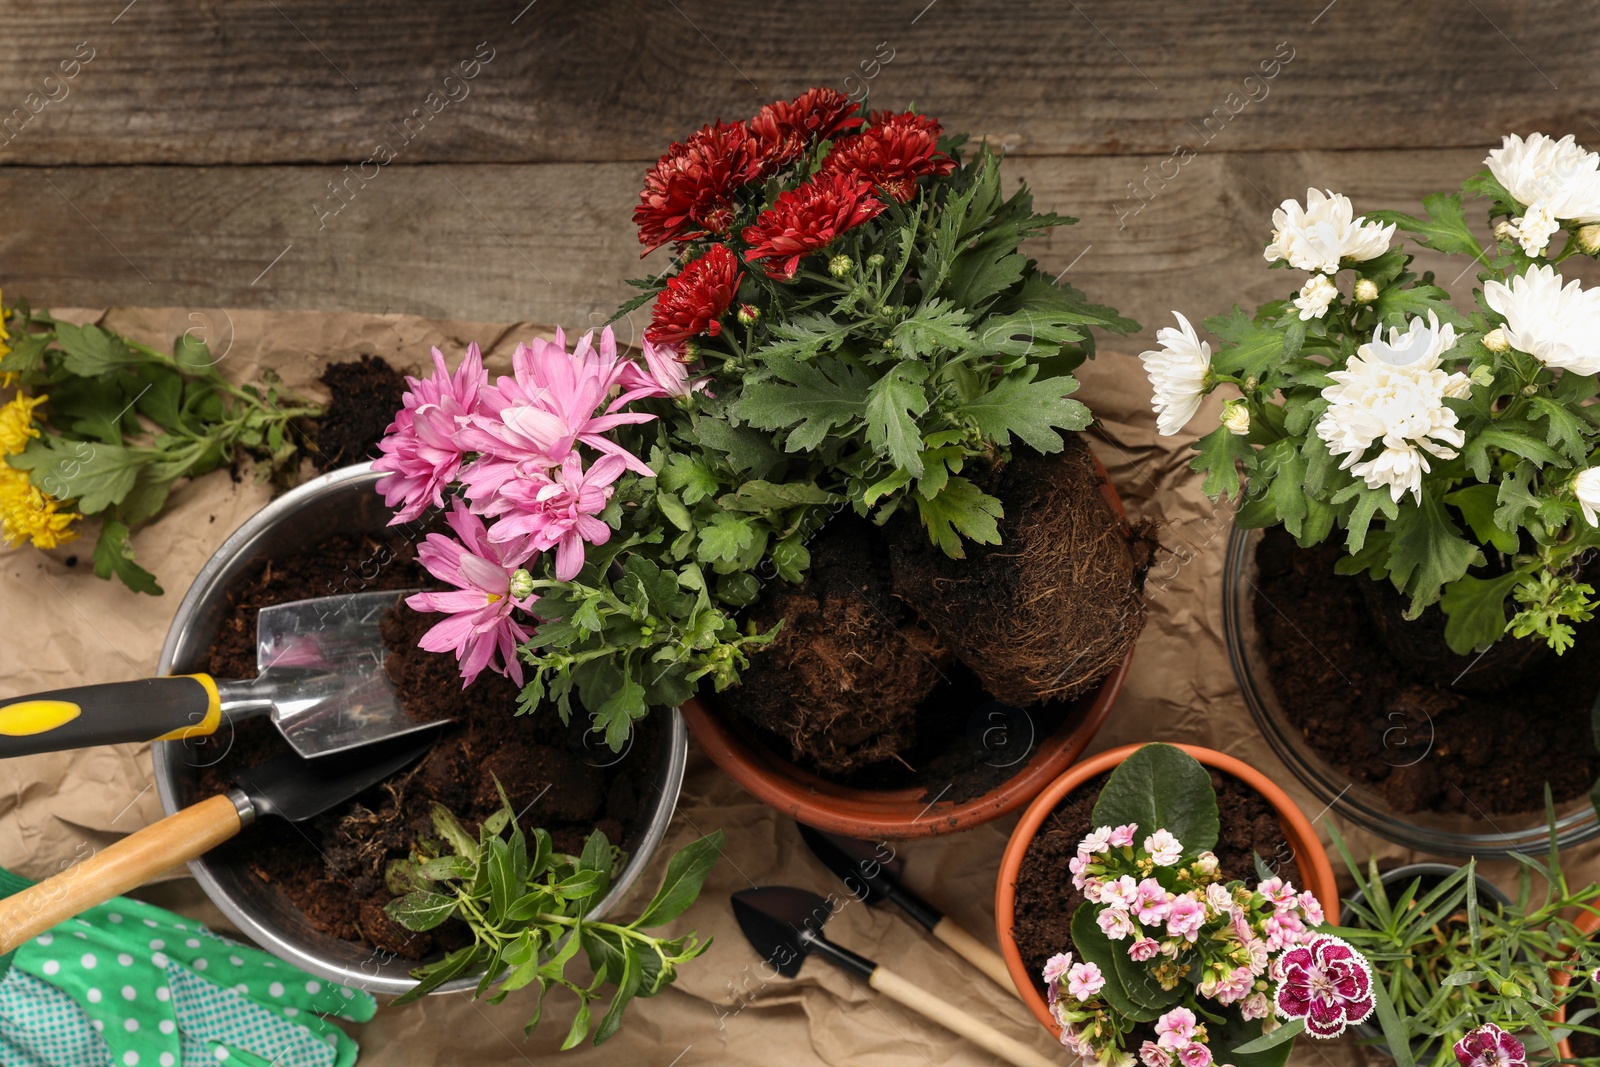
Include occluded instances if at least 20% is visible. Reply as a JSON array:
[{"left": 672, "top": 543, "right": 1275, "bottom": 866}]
[
  {"left": 1178, "top": 1042, "right": 1213, "bottom": 1067},
  {"left": 1264, "top": 910, "right": 1307, "bottom": 952},
  {"left": 1211, "top": 966, "right": 1255, "bottom": 1006},
  {"left": 1239, "top": 992, "right": 1271, "bottom": 1021},
  {"left": 373, "top": 343, "right": 488, "bottom": 524},
  {"left": 1296, "top": 890, "right": 1326, "bottom": 926},
  {"left": 1100, "top": 875, "right": 1140, "bottom": 908},
  {"left": 481, "top": 453, "right": 628, "bottom": 580},
  {"left": 1042, "top": 952, "right": 1074, "bottom": 1002},
  {"left": 1135, "top": 879, "right": 1172, "bottom": 925},
  {"left": 1272, "top": 934, "right": 1375, "bottom": 1039},
  {"left": 1140, "top": 1042, "right": 1174, "bottom": 1067},
  {"left": 1166, "top": 896, "right": 1206, "bottom": 942},
  {"left": 1109, "top": 823, "right": 1138, "bottom": 848},
  {"left": 1098, "top": 906, "right": 1136, "bottom": 941},
  {"left": 459, "top": 327, "right": 658, "bottom": 502},
  {"left": 1128, "top": 937, "right": 1160, "bottom": 962},
  {"left": 1069, "top": 853, "right": 1093, "bottom": 891},
  {"left": 406, "top": 500, "right": 537, "bottom": 688},
  {"left": 1066, "top": 961, "right": 1106, "bottom": 1001},
  {"left": 1453, "top": 1024, "right": 1526, "bottom": 1067},
  {"left": 1082, "top": 827, "right": 1114, "bottom": 854},
  {"left": 1257, "top": 878, "right": 1297, "bottom": 909},
  {"left": 1144, "top": 830, "right": 1183, "bottom": 866},
  {"left": 617, "top": 338, "right": 709, "bottom": 400},
  {"left": 1155, "top": 1007, "right": 1198, "bottom": 1050},
  {"left": 1205, "top": 883, "right": 1236, "bottom": 915}
]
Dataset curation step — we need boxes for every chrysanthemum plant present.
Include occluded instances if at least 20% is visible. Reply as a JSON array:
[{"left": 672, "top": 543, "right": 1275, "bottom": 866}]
[
  {"left": 1141, "top": 133, "right": 1600, "bottom": 655},
  {"left": 1040, "top": 744, "right": 1361, "bottom": 1067},
  {"left": 0, "top": 297, "right": 322, "bottom": 592},
  {"left": 1324, "top": 806, "right": 1600, "bottom": 1067},
  {"left": 624, "top": 88, "right": 1137, "bottom": 558}
]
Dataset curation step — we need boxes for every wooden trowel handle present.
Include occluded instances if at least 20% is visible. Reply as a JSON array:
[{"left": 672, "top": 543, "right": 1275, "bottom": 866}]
[
  {"left": 869, "top": 965, "right": 1057, "bottom": 1067},
  {"left": 0, "top": 793, "right": 244, "bottom": 953},
  {"left": 932, "top": 915, "right": 1020, "bottom": 997}
]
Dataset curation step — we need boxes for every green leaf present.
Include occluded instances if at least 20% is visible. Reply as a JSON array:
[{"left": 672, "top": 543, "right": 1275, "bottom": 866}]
[
  {"left": 1372, "top": 284, "right": 1466, "bottom": 329},
  {"left": 1091, "top": 743, "right": 1220, "bottom": 856},
  {"left": 891, "top": 298, "right": 976, "bottom": 358},
  {"left": 715, "top": 480, "right": 839, "bottom": 513},
  {"left": 485, "top": 838, "right": 515, "bottom": 924},
  {"left": 633, "top": 832, "right": 724, "bottom": 928},
  {"left": 1192, "top": 426, "right": 1254, "bottom": 500},
  {"left": 657, "top": 453, "right": 721, "bottom": 505},
  {"left": 91, "top": 519, "right": 162, "bottom": 595},
  {"left": 1067, "top": 905, "right": 1161, "bottom": 1022},
  {"left": 696, "top": 512, "right": 756, "bottom": 564},
  {"left": 13, "top": 437, "right": 144, "bottom": 514},
  {"left": 1444, "top": 484, "right": 1519, "bottom": 555},
  {"left": 1367, "top": 193, "right": 1486, "bottom": 262},
  {"left": 1386, "top": 491, "right": 1483, "bottom": 612},
  {"left": 1204, "top": 307, "right": 1286, "bottom": 380},
  {"left": 393, "top": 944, "right": 484, "bottom": 1006},
  {"left": 912, "top": 477, "right": 1003, "bottom": 558},
  {"left": 964, "top": 368, "right": 1089, "bottom": 454},
  {"left": 431, "top": 803, "right": 480, "bottom": 863},
  {"left": 1214, "top": 1012, "right": 1296, "bottom": 1067},
  {"left": 1230, "top": 1018, "right": 1303, "bottom": 1055},
  {"left": 753, "top": 312, "right": 855, "bottom": 360},
  {"left": 595, "top": 673, "right": 646, "bottom": 752},
  {"left": 560, "top": 998, "right": 593, "bottom": 1051},
  {"left": 1527, "top": 396, "right": 1592, "bottom": 463},
  {"left": 51, "top": 321, "right": 141, "bottom": 376},
  {"left": 1336, "top": 483, "right": 1399, "bottom": 555},
  {"left": 385, "top": 889, "right": 458, "bottom": 932},
  {"left": 729, "top": 355, "right": 868, "bottom": 453},
  {"left": 862, "top": 361, "right": 930, "bottom": 475},
  {"left": 592, "top": 945, "right": 642, "bottom": 1044}
]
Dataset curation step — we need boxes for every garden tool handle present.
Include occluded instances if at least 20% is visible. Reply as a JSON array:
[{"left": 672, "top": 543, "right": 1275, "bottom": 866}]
[
  {"left": 868, "top": 965, "right": 1057, "bottom": 1067},
  {"left": 0, "top": 675, "right": 223, "bottom": 758},
  {"left": 931, "top": 915, "right": 1021, "bottom": 998},
  {"left": 0, "top": 792, "right": 245, "bottom": 954}
]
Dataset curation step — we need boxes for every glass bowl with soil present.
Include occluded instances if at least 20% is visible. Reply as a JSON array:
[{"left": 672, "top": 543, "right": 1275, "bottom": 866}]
[
  {"left": 994, "top": 742, "right": 1338, "bottom": 1040},
  {"left": 681, "top": 437, "right": 1155, "bottom": 839},
  {"left": 1224, "top": 524, "right": 1600, "bottom": 856},
  {"left": 152, "top": 463, "right": 689, "bottom": 995}
]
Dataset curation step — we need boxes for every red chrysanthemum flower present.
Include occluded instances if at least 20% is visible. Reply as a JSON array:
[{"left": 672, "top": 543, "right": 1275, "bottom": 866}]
[
  {"left": 646, "top": 243, "right": 743, "bottom": 345},
  {"left": 749, "top": 87, "right": 863, "bottom": 172},
  {"left": 634, "top": 121, "right": 764, "bottom": 254},
  {"left": 819, "top": 110, "right": 955, "bottom": 204},
  {"left": 740, "top": 173, "right": 885, "bottom": 281}
]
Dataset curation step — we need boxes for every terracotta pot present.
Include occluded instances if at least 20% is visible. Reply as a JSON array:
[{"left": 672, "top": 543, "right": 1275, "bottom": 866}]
[
  {"left": 993, "top": 742, "right": 1340, "bottom": 1037},
  {"left": 681, "top": 458, "right": 1135, "bottom": 839},
  {"left": 1544, "top": 901, "right": 1599, "bottom": 1059}
]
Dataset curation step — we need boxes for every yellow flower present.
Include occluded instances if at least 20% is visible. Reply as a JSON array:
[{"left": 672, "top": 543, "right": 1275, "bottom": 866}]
[
  {"left": 0, "top": 461, "right": 78, "bottom": 550},
  {"left": 0, "top": 287, "right": 11, "bottom": 359},
  {"left": 0, "top": 391, "right": 47, "bottom": 456}
]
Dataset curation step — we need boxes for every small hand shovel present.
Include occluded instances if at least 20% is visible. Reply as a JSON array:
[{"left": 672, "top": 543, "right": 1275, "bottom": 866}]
[
  {"left": 798, "top": 823, "right": 1020, "bottom": 998},
  {"left": 0, "top": 729, "right": 438, "bottom": 953},
  {"left": 731, "top": 886, "right": 1055, "bottom": 1067},
  {"left": 0, "top": 589, "right": 434, "bottom": 760}
]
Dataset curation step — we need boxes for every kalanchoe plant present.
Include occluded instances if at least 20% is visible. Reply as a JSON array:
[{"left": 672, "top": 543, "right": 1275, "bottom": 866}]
[
  {"left": 1039, "top": 744, "right": 1344, "bottom": 1067},
  {"left": 623, "top": 87, "right": 1138, "bottom": 557},
  {"left": 386, "top": 786, "right": 722, "bottom": 1048},
  {"left": 0, "top": 296, "right": 323, "bottom": 592},
  {"left": 1323, "top": 812, "right": 1600, "bottom": 1067},
  {"left": 1140, "top": 132, "right": 1600, "bottom": 655}
]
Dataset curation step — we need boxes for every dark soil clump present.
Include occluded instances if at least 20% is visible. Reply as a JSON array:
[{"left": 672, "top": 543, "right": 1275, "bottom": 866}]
[
  {"left": 310, "top": 355, "right": 406, "bottom": 472},
  {"left": 1253, "top": 527, "right": 1600, "bottom": 816},
  {"left": 1009, "top": 769, "right": 1289, "bottom": 1001},
  {"left": 185, "top": 527, "right": 660, "bottom": 959},
  {"left": 717, "top": 514, "right": 953, "bottom": 775},
  {"left": 888, "top": 436, "right": 1154, "bottom": 706}
]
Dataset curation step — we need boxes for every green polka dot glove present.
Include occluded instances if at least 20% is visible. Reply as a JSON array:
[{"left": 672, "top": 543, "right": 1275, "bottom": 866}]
[{"left": 0, "top": 867, "right": 375, "bottom": 1067}]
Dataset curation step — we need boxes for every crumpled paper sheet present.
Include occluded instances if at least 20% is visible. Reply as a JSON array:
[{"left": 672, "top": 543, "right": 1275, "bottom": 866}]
[{"left": 4, "top": 307, "right": 1591, "bottom": 1066}]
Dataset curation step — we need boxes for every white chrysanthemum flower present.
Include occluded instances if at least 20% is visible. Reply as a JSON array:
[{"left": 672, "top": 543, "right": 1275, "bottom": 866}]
[
  {"left": 1482, "top": 264, "right": 1600, "bottom": 375},
  {"left": 1139, "top": 312, "right": 1211, "bottom": 437},
  {"left": 1294, "top": 275, "right": 1339, "bottom": 320},
  {"left": 1486, "top": 133, "right": 1600, "bottom": 254},
  {"left": 1264, "top": 188, "right": 1395, "bottom": 274},
  {"left": 1222, "top": 400, "right": 1251, "bottom": 436},
  {"left": 1315, "top": 312, "right": 1471, "bottom": 503},
  {"left": 1482, "top": 327, "right": 1510, "bottom": 353},
  {"left": 1576, "top": 467, "right": 1600, "bottom": 526}
]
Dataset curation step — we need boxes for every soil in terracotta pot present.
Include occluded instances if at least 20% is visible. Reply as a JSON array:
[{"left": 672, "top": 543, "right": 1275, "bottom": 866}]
[
  {"left": 1010, "top": 769, "right": 1290, "bottom": 1004},
  {"left": 308, "top": 355, "right": 407, "bottom": 472},
  {"left": 1253, "top": 528, "right": 1600, "bottom": 816},
  {"left": 183, "top": 526, "right": 660, "bottom": 959},
  {"left": 889, "top": 435, "right": 1156, "bottom": 707}
]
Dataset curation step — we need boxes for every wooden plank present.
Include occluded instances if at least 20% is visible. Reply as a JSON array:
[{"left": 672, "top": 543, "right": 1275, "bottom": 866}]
[
  {"left": 0, "top": 1, "right": 1594, "bottom": 164},
  {"left": 0, "top": 149, "right": 1517, "bottom": 351}
]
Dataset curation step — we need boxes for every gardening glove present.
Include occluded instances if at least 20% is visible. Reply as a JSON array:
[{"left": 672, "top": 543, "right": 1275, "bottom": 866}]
[{"left": 0, "top": 865, "right": 376, "bottom": 1067}]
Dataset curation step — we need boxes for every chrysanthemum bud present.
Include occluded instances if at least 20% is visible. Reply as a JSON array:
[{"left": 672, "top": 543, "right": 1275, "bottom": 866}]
[
  {"left": 1483, "top": 327, "right": 1510, "bottom": 353},
  {"left": 865, "top": 253, "right": 885, "bottom": 268},
  {"left": 1494, "top": 219, "right": 1513, "bottom": 242},
  {"left": 1221, "top": 401, "right": 1250, "bottom": 436},
  {"left": 1353, "top": 278, "right": 1379, "bottom": 304},
  {"left": 1579, "top": 224, "right": 1600, "bottom": 255},
  {"left": 509, "top": 569, "right": 534, "bottom": 601},
  {"left": 736, "top": 303, "right": 760, "bottom": 326},
  {"left": 828, "top": 254, "right": 853, "bottom": 278}
]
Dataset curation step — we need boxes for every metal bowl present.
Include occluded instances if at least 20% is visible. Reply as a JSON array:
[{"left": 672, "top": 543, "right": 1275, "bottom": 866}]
[{"left": 152, "top": 462, "right": 689, "bottom": 995}]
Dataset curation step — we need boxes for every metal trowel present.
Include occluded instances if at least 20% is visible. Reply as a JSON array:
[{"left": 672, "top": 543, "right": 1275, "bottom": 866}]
[{"left": 0, "top": 589, "right": 437, "bottom": 760}]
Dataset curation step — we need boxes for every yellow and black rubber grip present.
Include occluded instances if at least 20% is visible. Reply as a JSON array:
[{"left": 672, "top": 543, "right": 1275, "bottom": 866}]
[{"left": 0, "top": 675, "right": 222, "bottom": 758}]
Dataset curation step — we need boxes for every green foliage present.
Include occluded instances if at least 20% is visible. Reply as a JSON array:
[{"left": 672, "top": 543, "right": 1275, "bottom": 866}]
[
  {"left": 387, "top": 787, "right": 721, "bottom": 1047},
  {"left": 1090, "top": 743, "right": 1220, "bottom": 859},
  {"left": 2, "top": 303, "right": 323, "bottom": 592}
]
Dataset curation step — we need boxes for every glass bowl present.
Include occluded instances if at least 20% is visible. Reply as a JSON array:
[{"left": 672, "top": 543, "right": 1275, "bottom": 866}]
[{"left": 1222, "top": 523, "right": 1599, "bottom": 857}]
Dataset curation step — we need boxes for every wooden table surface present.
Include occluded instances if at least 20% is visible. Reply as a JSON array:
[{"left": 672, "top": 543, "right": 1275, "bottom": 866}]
[{"left": 3, "top": 0, "right": 1596, "bottom": 347}]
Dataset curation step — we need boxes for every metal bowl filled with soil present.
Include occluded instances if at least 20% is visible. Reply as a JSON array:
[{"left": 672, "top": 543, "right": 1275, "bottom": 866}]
[
  {"left": 152, "top": 462, "right": 689, "bottom": 995},
  {"left": 682, "top": 436, "right": 1153, "bottom": 839},
  {"left": 1224, "top": 524, "right": 1600, "bottom": 857},
  {"left": 993, "top": 742, "right": 1338, "bottom": 1039}
]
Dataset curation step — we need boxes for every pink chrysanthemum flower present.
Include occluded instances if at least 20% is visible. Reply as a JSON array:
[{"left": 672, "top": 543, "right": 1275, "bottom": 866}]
[
  {"left": 618, "top": 338, "right": 709, "bottom": 401},
  {"left": 1272, "top": 934, "right": 1375, "bottom": 1039},
  {"left": 482, "top": 453, "right": 628, "bottom": 581},
  {"left": 406, "top": 500, "right": 537, "bottom": 687},
  {"left": 372, "top": 343, "right": 487, "bottom": 524},
  {"left": 1454, "top": 1023, "right": 1526, "bottom": 1067}
]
